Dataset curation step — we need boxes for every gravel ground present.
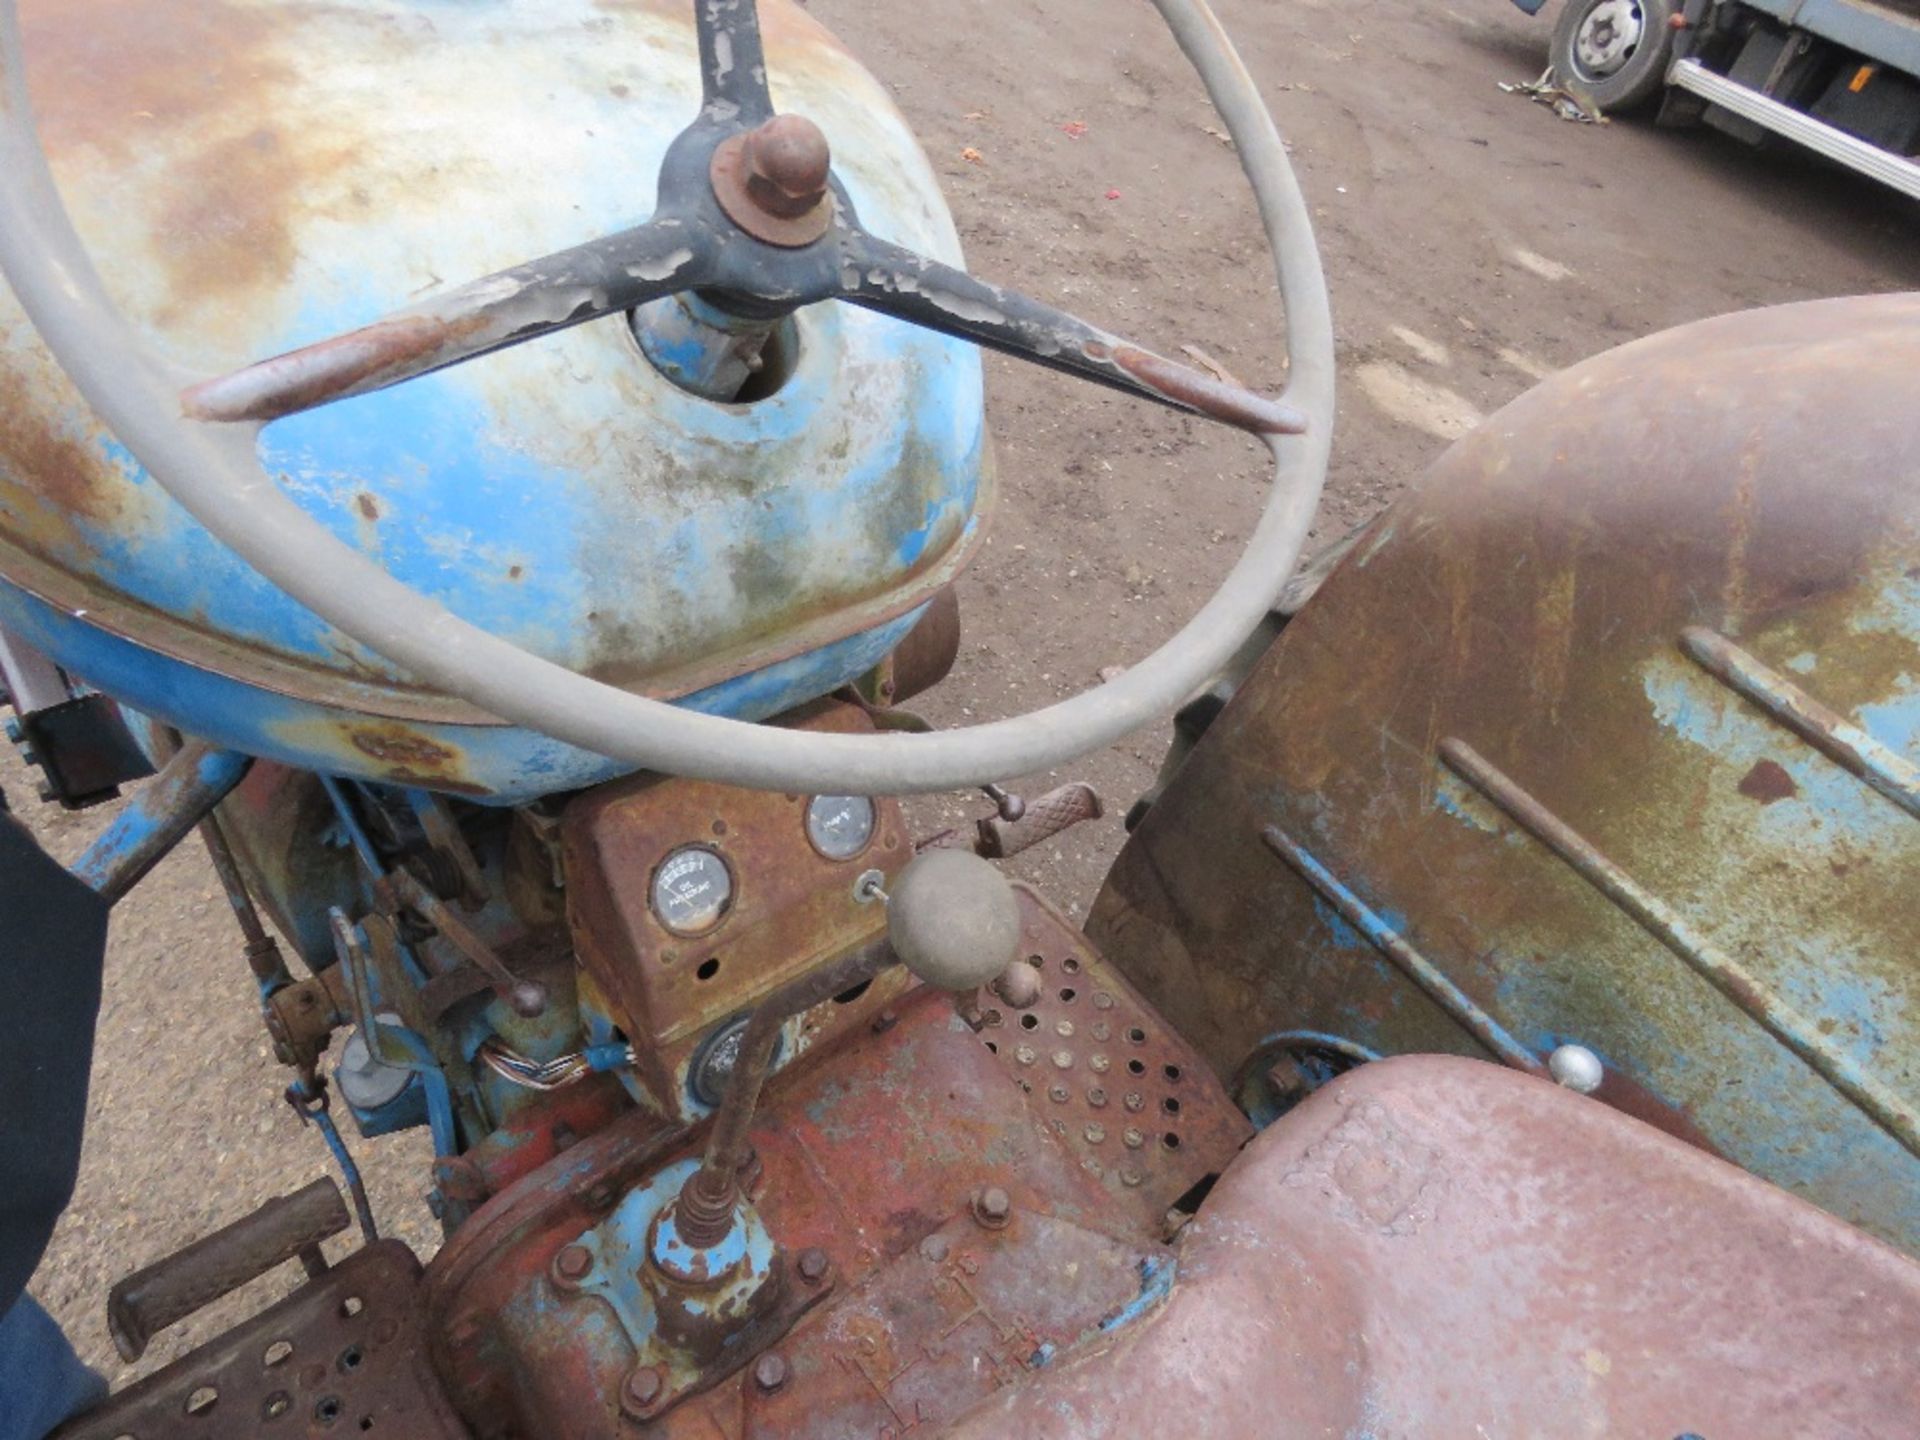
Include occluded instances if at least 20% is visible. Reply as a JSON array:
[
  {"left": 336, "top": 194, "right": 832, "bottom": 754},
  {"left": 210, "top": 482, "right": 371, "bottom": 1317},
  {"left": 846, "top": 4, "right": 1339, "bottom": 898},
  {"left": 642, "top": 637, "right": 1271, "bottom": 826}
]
[{"left": 10, "top": 0, "right": 1918, "bottom": 1392}]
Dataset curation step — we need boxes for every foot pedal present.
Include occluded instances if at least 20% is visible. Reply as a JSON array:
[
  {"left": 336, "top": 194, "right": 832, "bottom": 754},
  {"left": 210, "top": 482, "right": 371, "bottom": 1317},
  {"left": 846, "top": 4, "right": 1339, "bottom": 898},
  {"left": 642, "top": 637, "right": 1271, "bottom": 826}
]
[
  {"left": 57, "top": 1241, "right": 464, "bottom": 1440},
  {"left": 106, "top": 1178, "right": 349, "bottom": 1363}
]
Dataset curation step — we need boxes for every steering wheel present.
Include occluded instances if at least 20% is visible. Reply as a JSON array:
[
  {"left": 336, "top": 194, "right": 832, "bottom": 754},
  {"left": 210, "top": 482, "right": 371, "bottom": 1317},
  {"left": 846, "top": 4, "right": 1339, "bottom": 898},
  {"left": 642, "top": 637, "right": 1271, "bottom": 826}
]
[{"left": 0, "top": 0, "right": 1332, "bottom": 795}]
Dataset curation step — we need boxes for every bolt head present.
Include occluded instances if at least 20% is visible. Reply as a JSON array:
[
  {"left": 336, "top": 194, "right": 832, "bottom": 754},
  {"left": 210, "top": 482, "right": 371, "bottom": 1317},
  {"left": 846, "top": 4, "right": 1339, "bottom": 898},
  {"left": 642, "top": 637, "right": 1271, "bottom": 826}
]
[
  {"left": 620, "top": 1364, "right": 664, "bottom": 1416},
  {"left": 972, "top": 1185, "right": 1012, "bottom": 1227},
  {"left": 751, "top": 1351, "right": 789, "bottom": 1394},
  {"left": 796, "top": 1247, "right": 830, "bottom": 1284},
  {"left": 1549, "top": 1043, "right": 1605, "bottom": 1094},
  {"left": 743, "top": 114, "right": 831, "bottom": 217},
  {"left": 552, "top": 1244, "right": 593, "bottom": 1284},
  {"left": 507, "top": 980, "right": 549, "bottom": 1018}
]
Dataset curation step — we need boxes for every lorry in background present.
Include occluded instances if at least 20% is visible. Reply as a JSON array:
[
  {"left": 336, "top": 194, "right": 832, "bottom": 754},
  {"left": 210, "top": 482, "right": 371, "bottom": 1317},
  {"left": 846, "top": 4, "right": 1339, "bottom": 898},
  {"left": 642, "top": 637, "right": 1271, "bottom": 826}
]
[{"left": 1518, "top": 0, "right": 1920, "bottom": 197}]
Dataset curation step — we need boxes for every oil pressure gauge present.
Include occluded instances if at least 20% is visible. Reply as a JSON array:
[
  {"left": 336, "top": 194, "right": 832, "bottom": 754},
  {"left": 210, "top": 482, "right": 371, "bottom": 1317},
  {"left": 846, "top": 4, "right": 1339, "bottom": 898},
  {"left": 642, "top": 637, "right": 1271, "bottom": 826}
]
[
  {"left": 651, "top": 846, "right": 733, "bottom": 935},
  {"left": 806, "top": 795, "right": 875, "bottom": 860}
]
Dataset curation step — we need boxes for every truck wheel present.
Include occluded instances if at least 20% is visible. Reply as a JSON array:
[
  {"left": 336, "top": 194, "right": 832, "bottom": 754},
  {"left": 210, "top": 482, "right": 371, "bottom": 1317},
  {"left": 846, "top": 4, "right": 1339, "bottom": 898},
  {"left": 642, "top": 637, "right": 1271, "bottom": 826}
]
[{"left": 1551, "top": 0, "right": 1675, "bottom": 112}]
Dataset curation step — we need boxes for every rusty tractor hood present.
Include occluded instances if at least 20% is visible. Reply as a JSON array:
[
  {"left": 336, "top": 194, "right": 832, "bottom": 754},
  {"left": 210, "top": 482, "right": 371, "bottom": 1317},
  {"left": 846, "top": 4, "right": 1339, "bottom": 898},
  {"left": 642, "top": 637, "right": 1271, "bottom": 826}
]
[{"left": 0, "top": 0, "right": 987, "bottom": 798}]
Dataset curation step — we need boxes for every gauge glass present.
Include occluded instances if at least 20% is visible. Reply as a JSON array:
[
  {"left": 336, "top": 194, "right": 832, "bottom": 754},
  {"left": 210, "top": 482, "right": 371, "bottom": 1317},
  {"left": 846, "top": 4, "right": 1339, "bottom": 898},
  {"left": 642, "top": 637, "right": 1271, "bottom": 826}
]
[
  {"left": 806, "top": 795, "right": 876, "bottom": 860},
  {"left": 651, "top": 846, "right": 733, "bottom": 934}
]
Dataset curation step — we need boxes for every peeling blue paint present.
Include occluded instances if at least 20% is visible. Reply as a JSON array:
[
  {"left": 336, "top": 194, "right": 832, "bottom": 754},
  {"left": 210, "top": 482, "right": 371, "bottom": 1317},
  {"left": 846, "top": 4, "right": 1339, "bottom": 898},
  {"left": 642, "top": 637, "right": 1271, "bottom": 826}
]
[{"left": 1097, "top": 1254, "right": 1176, "bottom": 1335}]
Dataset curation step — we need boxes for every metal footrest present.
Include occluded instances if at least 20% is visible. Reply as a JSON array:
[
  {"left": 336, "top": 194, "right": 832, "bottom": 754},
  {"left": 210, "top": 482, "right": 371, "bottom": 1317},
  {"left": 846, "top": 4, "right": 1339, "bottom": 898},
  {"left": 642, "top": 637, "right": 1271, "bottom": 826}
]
[
  {"left": 56, "top": 1241, "right": 465, "bottom": 1440},
  {"left": 107, "top": 1179, "right": 350, "bottom": 1363}
]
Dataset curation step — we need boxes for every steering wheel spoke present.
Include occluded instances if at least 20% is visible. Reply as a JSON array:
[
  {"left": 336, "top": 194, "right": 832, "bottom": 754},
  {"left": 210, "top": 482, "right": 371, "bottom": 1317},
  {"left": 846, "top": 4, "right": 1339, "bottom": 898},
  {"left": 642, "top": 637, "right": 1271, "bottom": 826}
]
[
  {"left": 182, "top": 219, "right": 712, "bottom": 425},
  {"left": 837, "top": 229, "right": 1306, "bottom": 438},
  {"left": 696, "top": 0, "right": 774, "bottom": 125}
]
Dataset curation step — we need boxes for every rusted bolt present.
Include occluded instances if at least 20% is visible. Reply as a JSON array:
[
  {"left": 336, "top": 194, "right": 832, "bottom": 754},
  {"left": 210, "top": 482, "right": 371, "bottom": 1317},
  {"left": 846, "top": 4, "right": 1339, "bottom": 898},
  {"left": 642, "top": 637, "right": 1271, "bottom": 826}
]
[
  {"left": 743, "top": 115, "right": 831, "bottom": 218},
  {"left": 1265, "top": 1057, "right": 1310, "bottom": 1102},
  {"left": 580, "top": 1181, "right": 616, "bottom": 1212},
  {"left": 508, "top": 980, "right": 549, "bottom": 1018},
  {"left": 871, "top": 1008, "right": 899, "bottom": 1035},
  {"left": 972, "top": 1186, "right": 1012, "bottom": 1229},
  {"left": 620, "top": 1364, "right": 664, "bottom": 1417},
  {"left": 552, "top": 1244, "right": 593, "bottom": 1285},
  {"left": 751, "top": 1351, "right": 789, "bottom": 1395},
  {"left": 796, "top": 1248, "right": 831, "bottom": 1285}
]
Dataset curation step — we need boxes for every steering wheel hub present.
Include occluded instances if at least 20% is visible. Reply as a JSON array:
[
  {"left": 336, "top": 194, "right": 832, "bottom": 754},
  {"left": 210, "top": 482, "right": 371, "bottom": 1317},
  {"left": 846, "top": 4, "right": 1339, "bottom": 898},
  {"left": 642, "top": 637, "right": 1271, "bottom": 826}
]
[{"left": 712, "top": 112, "right": 835, "bottom": 245}]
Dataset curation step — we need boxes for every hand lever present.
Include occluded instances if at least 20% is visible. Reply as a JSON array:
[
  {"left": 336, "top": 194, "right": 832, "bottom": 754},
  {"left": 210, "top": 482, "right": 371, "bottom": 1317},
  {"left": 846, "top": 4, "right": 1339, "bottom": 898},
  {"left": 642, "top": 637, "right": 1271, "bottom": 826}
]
[{"left": 671, "top": 852, "right": 1021, "bottom": 1251}]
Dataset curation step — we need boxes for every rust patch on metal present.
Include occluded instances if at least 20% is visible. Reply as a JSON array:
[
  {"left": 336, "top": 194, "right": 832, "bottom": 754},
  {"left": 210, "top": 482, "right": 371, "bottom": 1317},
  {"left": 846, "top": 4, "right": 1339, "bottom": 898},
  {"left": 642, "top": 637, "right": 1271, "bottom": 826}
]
[
  {"left": 0, "top": 366, "right": 119, "bottom": 527},
  {"left": 741, "top": 1212, "right": 1149, "bottom": 1440},
  {"left": 1111, "top": 343, "right": 1307, "bottom": 435},
  {"left": 1738, "top": 758, "right": 1799, "bottom": 803},
  {"left": 1090, "top": 294, "right": 1920, "bottom": 1249},
  {"left": 20, "top": 0, "right": 320, "bottom": 308},
  {"left": 151, "top": 126, "right": 359, "bottom": 314},
  {"left": 21, "top": 0, "right": 282, "bottom": 157},
  {"left": 348, "top": 725, "right": 460, "bottom": 770},
  {"left": 342, "top": 725, "right": 487, "bottom": 793},
  {"left": 181, "top": 314, "right": 489, "bottom": 423}
]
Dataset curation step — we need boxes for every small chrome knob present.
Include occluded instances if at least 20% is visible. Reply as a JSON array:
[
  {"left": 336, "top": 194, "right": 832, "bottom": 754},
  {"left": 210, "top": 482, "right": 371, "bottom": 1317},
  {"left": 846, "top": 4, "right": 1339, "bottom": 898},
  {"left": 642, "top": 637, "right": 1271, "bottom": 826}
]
[{"left": 1549, "top": 1043, "right": 1604, "bottom": 1094}]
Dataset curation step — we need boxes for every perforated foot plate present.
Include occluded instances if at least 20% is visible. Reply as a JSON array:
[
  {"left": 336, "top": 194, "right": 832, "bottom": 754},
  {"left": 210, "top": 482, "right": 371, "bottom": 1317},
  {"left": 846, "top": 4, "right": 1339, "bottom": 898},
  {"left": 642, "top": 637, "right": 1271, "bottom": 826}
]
[
  {"left": 54, "top": 1241, "right": 463, "bottom": 1440},
  {"left": 975, "top": 885, "right": 1253, "bottom": 1230}
]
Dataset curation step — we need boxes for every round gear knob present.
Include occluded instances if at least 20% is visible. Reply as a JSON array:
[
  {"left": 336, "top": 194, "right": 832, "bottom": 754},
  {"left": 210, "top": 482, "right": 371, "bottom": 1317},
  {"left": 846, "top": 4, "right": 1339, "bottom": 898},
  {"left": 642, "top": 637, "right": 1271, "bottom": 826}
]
[{"left": 886, "top": 850, "right": 1021, "bottom": 992}]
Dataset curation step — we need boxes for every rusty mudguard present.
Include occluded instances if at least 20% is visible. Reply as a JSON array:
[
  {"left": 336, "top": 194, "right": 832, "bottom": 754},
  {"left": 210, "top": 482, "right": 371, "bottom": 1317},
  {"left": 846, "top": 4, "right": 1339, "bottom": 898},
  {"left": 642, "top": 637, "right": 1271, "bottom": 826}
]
[{"left": 1090, "top": 292, "right": 1920, "bottom": 1255}]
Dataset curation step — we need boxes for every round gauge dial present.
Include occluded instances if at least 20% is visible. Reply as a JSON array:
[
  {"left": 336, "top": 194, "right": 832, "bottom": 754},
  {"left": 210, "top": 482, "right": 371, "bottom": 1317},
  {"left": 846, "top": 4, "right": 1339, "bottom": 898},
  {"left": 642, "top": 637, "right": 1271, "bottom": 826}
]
[
  {"left": 651, "top": 846, "right": 733, "bottom": 935},
  {"left": 806, "top": 794, "right": 876, "bottom": 860}
]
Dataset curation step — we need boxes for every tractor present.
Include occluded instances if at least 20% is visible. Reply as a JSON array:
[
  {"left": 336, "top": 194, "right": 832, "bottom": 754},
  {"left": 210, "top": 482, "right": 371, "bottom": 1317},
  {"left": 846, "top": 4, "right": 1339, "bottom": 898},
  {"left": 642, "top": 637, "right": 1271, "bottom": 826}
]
[{"left": 0, "top": 0, "right": 1914, "bottom": 1435}]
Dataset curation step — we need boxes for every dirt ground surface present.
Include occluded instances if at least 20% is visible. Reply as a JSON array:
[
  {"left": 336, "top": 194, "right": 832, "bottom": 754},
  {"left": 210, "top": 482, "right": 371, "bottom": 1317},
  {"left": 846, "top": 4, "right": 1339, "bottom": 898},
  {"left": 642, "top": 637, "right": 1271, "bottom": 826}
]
[{"left": 11, "top": 0, "right": 1919, "bottom": 1393}]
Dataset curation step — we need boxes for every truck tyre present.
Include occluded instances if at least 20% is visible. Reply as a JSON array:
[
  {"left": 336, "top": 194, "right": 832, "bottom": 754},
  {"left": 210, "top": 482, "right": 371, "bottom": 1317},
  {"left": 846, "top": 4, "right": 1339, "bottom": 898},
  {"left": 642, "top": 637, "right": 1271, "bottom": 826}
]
[{"left": 1551, "top": 0, "right": 1676, "bottom": 112}]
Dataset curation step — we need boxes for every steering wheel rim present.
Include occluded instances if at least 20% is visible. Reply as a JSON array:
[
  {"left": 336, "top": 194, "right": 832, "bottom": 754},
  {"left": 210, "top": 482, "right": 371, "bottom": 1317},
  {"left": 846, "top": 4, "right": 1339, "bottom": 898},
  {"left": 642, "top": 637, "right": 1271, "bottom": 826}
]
[{"left": 0, "top": 0, "right": 1334, "bottom": 796}]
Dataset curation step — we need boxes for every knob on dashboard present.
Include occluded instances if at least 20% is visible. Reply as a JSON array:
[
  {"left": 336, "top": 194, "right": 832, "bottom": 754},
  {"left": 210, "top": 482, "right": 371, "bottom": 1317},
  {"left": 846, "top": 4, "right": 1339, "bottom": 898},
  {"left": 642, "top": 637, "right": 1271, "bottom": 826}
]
[{"left": 886, "top": 850, "right": 1021, "bottom": 992}]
